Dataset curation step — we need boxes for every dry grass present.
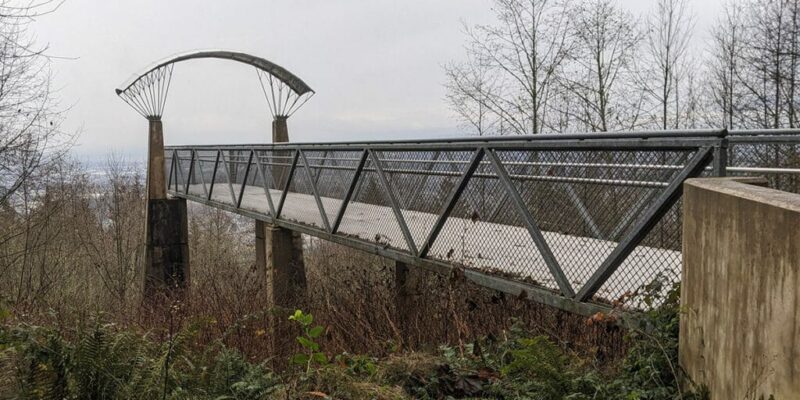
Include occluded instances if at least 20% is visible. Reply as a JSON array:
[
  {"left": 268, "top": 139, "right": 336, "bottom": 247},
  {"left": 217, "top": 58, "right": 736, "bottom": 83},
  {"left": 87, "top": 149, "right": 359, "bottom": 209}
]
[
  {"left": 302, "top": 238, "right": 627, "bottom": 363},
  {"left": 2, "top": 180, "right": 626, "bottom": 369}
]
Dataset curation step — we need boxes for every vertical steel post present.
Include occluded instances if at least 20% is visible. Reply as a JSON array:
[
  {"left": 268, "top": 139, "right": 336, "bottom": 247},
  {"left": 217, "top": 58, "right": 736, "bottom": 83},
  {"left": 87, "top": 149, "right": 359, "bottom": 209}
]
[{"left": 712, "top": 128, "right": 729, "bottom": 177}]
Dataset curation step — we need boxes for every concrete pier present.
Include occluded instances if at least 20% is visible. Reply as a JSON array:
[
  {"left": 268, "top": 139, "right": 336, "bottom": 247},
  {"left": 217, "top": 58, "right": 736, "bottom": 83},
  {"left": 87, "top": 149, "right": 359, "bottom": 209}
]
[
  {"left": 143, "top": 119, "right": 190, "bottom": 296},
  {"left": 256, "top": 219, "right": 306, "bottom": 357},
  {"left": 394, "top": 260, "right": 430, "bottom": 346},
  {"left": 144, "top": 198, "right": 190, "bottom": 294},
  {"left": 680, "top": 177, "right": 800, "bottom": 399},
  {"left": 257, "top": 220, "right": 307, "bottom": 307},
  {"left": 256, "top": 115, "right": 308, "bottom": 357},
  {"left": 147, "top": 119, "right": 167, "bottom": 200}
]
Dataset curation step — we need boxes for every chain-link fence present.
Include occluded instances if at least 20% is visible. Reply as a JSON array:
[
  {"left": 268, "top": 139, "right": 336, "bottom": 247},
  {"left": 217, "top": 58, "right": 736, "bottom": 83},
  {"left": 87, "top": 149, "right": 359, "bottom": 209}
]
[{"left": 164, "top": 129, "right": 800, "bottom": 309}]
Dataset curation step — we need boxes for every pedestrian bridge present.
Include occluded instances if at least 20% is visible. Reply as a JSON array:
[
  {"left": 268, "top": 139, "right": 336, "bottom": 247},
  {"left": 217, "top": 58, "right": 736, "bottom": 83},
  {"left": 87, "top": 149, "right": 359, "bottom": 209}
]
[
  {"left": 114, "top": 50, "right": 800, "bottom": 314},
  {"left": 164, "top": 129, "right": 800, "bottom": 313}
]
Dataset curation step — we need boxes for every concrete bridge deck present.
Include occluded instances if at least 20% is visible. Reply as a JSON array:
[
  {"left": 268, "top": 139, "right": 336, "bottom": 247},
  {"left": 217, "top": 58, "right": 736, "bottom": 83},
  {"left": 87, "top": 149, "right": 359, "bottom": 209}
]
[{"left": 189, "top": 183, "right": 680, "bottom": 301}]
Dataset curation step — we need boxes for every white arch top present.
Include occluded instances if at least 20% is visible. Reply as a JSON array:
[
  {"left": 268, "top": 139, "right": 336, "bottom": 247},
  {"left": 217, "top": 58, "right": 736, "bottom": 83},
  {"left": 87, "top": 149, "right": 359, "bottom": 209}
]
[
  {"left": 115, "top": 49, "right": 315, "bottom": 119},
  {"left": 115, "top": 49, "right": 314, "bottom": 96}
]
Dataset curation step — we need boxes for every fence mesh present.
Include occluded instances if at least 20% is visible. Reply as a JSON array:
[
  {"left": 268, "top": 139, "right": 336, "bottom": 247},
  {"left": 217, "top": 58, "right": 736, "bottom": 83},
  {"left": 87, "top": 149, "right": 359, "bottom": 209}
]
[{"left": 165, "top": 131, "right": 800, "bottom": 308}]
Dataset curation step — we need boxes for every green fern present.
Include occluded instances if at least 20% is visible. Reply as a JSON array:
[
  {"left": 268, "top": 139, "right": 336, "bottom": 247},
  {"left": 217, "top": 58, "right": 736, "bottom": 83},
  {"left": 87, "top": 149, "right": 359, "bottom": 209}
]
[
  {"left": 0, "top": 316, "right": 282, "bottom": 399},
  {"left": 70, "top": 323, "right": 142, "bottom": 399},
  {"left": 1, "top": 323, "right": 70, "bottom": 399}
]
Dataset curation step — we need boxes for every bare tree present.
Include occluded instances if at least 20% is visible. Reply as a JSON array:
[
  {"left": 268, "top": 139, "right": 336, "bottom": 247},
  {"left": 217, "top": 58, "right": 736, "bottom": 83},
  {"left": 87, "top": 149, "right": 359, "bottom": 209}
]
[
  {"left": 0, "top": 0, "right": 76, "bottom": 311},
  {"left": 0, "top": 0, "right": 71, "bottom": 207},
  {"left": 75, "top": 156, "right": 145, "bottom": 307},
  {"left": 444, "top": 50, "right": 499, "bottom": 136},
  {"left": 708, "top": 0, "right": 746, "bottom": 129},
  {"left": 706, "top": 0, "right": 800, "bottom": 130},
  {"left": 561, "top": 0, "right": 643, "bottom": 132},
  {"left": 643, "top": 0, "right": 695, "bottom": 130},
  {"left": 445, "top": 0, "right": 574, "bottom": 135},
  {"left": 786, "top": 0, "right": 800, "bottom": 127}
]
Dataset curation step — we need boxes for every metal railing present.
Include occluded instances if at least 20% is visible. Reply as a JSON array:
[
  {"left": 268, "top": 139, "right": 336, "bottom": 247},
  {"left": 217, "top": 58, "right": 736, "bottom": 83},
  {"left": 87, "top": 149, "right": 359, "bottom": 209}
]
[{"left": 164, "top": 129, "right": 800, "bottom": 312}]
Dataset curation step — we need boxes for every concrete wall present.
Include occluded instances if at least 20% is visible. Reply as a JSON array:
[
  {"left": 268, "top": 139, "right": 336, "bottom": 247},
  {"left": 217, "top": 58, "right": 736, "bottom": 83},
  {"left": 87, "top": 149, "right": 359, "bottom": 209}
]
[{"left": 680, "top": 178, "right": 800, "bottom": 399}]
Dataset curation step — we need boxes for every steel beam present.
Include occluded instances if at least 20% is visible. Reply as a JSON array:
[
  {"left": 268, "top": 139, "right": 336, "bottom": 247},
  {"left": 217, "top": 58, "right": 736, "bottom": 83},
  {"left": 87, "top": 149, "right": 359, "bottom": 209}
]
[
  {"left": 253, "top": 149, "right": 277, "bottom": 216},
  {"left": 575, "top": 147, "right": 714, "bottom": 301},
  {"left": 275, "top": 150, "right": 299, "bottom": 218},
  {"left": 194, "top": 150, "right": 209, "bottom": 198},
  {"left": 218, "top": 150, "right": 238, "bottom": 205},
  {"left": 332, "top": 150, "right": 368, "bottom": 234},
  {"left": 418, "top": 148, "right": 484, "bottom": 257},
  {"left": 185, "top": 150, "right": 195, "bottom": 195},
  {"left": 167, "top": 151, "right": 175, "bottom": 191},
  {"left": 368, "top": 149, "right": 419, "bottom": 255},
  {"left": 486, "top": 148, "right": 575, "bottom": 297},
  {"left": 712, "top": 128, "right": 729, "bottom": 177},
  {"left": 236, "top": 150, "right": 254, "bottom": 208},
  {"left": 299, "top": 149, "right": 331, "bottom": 232},
  {"left": 208, "top": 150, "right": 220, "bottom": 201}
]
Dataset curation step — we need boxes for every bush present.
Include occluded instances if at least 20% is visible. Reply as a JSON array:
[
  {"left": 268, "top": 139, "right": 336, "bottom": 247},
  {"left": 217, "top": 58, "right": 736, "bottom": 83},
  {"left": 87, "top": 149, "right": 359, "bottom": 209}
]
[
  {"left": 0, "top": 280, "right": 703, "bottom": 400},
  {"left": 0, "top": 317, "right": 282, "bottom": 399}
]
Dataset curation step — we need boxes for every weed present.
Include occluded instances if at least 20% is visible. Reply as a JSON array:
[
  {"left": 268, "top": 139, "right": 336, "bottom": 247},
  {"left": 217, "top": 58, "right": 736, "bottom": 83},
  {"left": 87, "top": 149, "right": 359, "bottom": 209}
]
[{"left": 288, "top": 309, "right": 328, "bottom": 374}]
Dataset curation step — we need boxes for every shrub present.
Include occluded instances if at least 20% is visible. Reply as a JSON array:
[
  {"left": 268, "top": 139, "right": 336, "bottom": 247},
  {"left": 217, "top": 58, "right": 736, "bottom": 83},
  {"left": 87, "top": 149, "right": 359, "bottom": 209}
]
[{"left": 0, "top": 318, "right": 283, "bottom": 399}]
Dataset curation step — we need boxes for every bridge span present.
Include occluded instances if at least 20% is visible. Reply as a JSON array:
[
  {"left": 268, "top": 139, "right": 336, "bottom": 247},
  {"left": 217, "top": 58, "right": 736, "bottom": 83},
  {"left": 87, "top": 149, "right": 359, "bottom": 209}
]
[
  {"left": 164, "top": 129, "right": 800, "bottom": 314},
  {"left": 113, "top": 50, "right": 800, "bottom": 316}
]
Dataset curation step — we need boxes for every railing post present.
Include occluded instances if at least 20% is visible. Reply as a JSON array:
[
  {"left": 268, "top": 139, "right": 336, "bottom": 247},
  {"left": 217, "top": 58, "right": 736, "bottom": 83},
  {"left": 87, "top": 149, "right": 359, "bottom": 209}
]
[{"left": 712, "top": 128, "right": 729, "bottom": 177}]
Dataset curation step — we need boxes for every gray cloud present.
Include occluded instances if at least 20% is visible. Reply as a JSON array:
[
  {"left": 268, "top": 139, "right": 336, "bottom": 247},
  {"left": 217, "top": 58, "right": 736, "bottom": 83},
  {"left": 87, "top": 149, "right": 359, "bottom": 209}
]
[{"left": 35, "top": 0, "right": 722, "bottom": 158}]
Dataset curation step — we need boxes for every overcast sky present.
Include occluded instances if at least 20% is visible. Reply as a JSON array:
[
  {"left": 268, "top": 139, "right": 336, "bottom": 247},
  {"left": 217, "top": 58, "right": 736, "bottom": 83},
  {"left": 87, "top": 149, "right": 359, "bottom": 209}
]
[{"left": 35, "top": 0, "right": 724, "bottom": 159}]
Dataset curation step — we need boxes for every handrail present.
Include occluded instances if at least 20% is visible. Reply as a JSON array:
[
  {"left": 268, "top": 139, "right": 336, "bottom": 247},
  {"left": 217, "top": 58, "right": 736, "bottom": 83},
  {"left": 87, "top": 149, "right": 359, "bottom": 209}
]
[
  {"left": 163, "top": 130, "right": 800, "bottom": 313},
  {"left": 165, "top": 129, "right": 728, "bottom": 149}
]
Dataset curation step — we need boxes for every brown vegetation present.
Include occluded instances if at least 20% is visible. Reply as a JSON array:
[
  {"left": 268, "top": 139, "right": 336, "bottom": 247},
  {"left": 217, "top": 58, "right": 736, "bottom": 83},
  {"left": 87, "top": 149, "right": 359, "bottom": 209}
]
[{"left": 0, "top": 158, "right": 625, "bottom": 368}]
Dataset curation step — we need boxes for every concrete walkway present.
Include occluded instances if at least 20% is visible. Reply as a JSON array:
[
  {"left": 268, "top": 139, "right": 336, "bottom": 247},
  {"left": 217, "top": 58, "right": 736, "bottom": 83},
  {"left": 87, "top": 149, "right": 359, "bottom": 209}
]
[{"left": 186, "top": 183, "right": 680, "bottom": 301}]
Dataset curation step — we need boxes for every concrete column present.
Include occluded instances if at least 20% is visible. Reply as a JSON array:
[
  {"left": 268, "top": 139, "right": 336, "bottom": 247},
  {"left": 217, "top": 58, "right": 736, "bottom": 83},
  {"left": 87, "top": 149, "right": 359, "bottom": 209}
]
[
  {"left": 144, "top": 198, "right": 190, "bottom": 295},
  {"left": 255, "top": 115, "right": 307, "bottom": 359},
  {"left": 147, "top": 119, "right": 167, "bottom": 200},
  {"left": 256, "top": 219, "right": 306, "bottom": 357},
  {"left": 143, "top": 118, "right": 190, "bottom": 298},
  {"left": 272, "top": 116, "right": 289, "bottom": 143},
  {"left": 261, "top": 222, "right": 306, "bottom": 305},
  {"left": 394, "top": 261, "right": 423, "bottom": 345},
  {"left": 272, "top": 116, "right": 290, "bottom": 185}
]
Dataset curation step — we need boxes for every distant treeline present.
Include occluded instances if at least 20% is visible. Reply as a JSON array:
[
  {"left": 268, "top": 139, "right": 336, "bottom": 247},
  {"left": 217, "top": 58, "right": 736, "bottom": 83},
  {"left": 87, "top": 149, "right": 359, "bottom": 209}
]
[{"left": 446, "top": 0, "right": 800, "bottom": 135}]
